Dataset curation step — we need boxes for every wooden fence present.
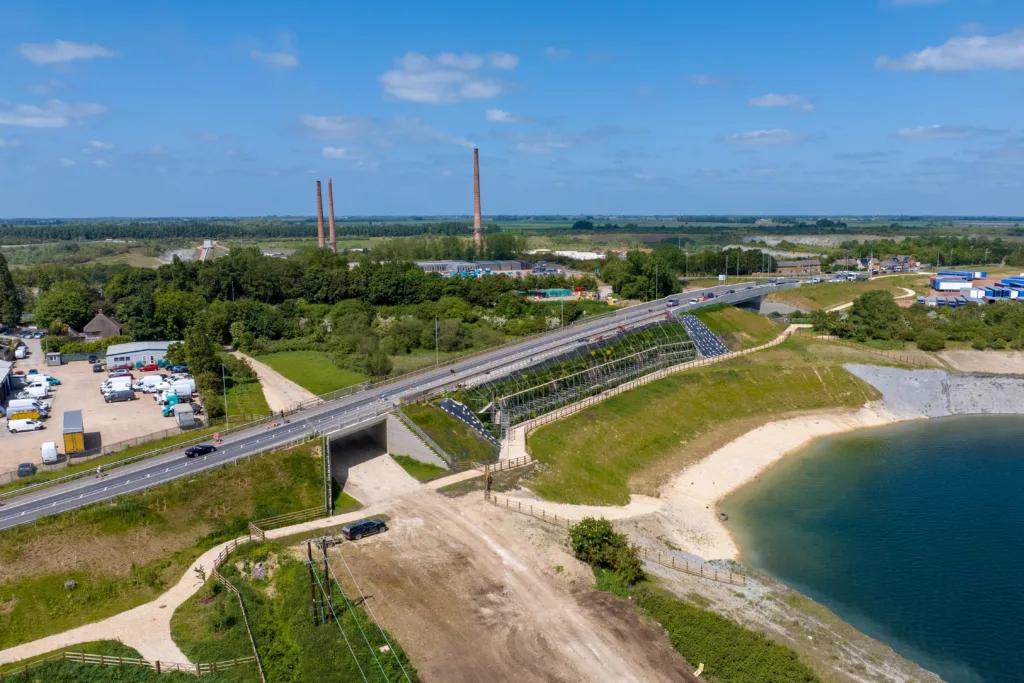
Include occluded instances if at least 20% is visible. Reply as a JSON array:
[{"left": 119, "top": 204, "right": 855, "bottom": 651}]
[
  {"left": 484, "top": 493, "right": 746, "bottom": 587},
  {"left": 0, "top": 651, "right": 257, "bottom": 680},
  {"left": 476, "top": 455, "right": 535, "bottom": 474},
  {"left": 211, "top": 538, "right": 267, "bottom": 683},
  {"left": 793, "top": 329, "right": 937, "bottom": 368},
  {"left": 250, "top": 506, "right": 325, "bottom": 532}
]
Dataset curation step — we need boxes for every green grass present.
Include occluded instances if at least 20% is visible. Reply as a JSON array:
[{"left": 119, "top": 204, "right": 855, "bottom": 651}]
[
  {"left": 390, "top": 454, "right": 448, "bottom": 482},
  {"left": 436, "top": 464, "right": 534, "bottom": 497},
  {"left": 401, "top": 402, "right": 498, "bottom": 462},
  {"left": 765, "top": 275, "right": 924, "bottom": 311},
  {"left": 172, "top": 540, "right": 414, "bottom": 683},
  {"left": 527, "top": 353, "right": 880, "bottom": 505},
  {"left": 0, "top": 442, "right": 327, "bottom": 650},
  {"left": 224, "top": 377, "right": 272, "bottom": 418},
  {"left": 257, "top": 350, "right": 367, "bottom": 395},
  {"left": 695, "top": 305, "right": 783, "bottom": 350}
]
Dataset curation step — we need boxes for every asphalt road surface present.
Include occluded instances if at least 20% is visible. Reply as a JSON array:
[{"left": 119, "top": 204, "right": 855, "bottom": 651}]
[{"left": 0, "top": 280, "right": 797, "bottom": 530}]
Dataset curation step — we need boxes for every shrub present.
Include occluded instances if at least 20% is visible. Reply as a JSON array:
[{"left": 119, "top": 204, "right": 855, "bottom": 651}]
[
  {"left": 915, "top": 328, "right": 946, "bottom": 352},
  {"left": 568, "top": 517, "right": 645, "bottom": 586}
]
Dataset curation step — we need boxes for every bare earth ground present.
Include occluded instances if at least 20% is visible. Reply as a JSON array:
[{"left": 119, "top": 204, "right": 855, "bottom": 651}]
[
  {"left": 232, "top": 350, "right": 318, "bottom": 413},
  {"left": 938, "top": 348, "right": 1024, "bottom": 375},
  {"left": 329, "top": 491, "right": 698, "bottom": 683}
]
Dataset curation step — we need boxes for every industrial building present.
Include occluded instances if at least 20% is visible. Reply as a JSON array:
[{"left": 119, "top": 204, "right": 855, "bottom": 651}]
[
  {"left": 106, "top": 341, "right": 179, "bottom": 368},
  {"left": 414, "top": 259, "right": 533, "bottom": 278},
  {"left": 776, "top": 260, "right": 821, "bottom": 275},
  {"left": 0, "top": 359, "right": 12, "bottom": 407}
]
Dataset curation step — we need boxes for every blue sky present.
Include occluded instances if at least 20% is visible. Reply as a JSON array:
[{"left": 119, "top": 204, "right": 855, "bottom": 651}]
[{"left": 1, "top": 0, "right": 1022, "bottom": 217}]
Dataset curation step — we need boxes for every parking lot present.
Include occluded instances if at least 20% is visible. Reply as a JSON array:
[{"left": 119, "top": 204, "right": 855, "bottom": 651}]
[{"left": 0, "top": 339, "right": 183, "bottom": 475}]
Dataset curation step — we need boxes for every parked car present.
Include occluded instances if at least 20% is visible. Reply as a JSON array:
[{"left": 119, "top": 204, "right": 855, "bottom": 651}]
[
  {"left": 185, "top": 444, "right": 217, "bottom": 458},
  {"left": 92, "top": 363, "right": 105, "bottom": 373},
  {"left": 17, "top": 463, "right": 38, "bottom": 477},
  {"left": 171, "top": 364, "right": 189, "bottom": 373},
  {"left": 105, "top": 388, "right": 137, "bottom": 403},
  {"left": 109, "top": 364, "right": 134, "bottom": 373},
  {"left": 28, "top": 369, "right": 38, "bottom": 375},
  {"left": 8, "top": 419, "right": 45, "bottom": 433},
  {"left": 108, "top": 368, "right": 133, "bottom": 378},
  {"left": 141, "top": 363, "right": 159, "bottom": 372},
  {"left": 88, "top": 354, "right": 99, "bottom": 364},
  {"left": 342, "top": 519, "right": 388, "bottom": 541}
]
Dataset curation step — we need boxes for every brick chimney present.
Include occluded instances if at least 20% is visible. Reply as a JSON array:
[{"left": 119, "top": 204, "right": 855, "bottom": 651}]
[
  {"left": 315, "top": 180, "right": 326, "bottom": 248},
  {"left": 473, "top": 148, "right": 482, "bottom": 250},
  {"left": 327, "top": 178, "right": 337, "bottom": 253}
]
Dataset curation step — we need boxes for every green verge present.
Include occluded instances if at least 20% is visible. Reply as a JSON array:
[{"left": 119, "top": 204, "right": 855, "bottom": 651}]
[
  {"left": 527, "top": 347, "right": 880, "bottom": 505},
  {"left": 172, "top": 541, "right": 414, "bottom": 683},
  {"left": 402, "top": 402, "right": 498, "bottom": 462},
  {"left": 695, "top": 305, "right": 783, "bottom": 350},
  {"left": 765, "top": 275, "right": 924, "bottom": 311},
  {"left": 0, "top": 442, "right": 328, "bottom": 650},
  {"left": 390, "top": 454, "right": 448, "bottom": 482},
  {"left": 0, "top": 640, "right": 245, "bottom": 682},
  {"left": 257, "top": 350, "right": 368, "bottom": 395}
]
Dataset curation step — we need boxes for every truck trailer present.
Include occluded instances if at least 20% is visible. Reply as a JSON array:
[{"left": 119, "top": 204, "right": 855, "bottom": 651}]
[{"left": 63, "top": 410, "right": 85, "bottom": 454}]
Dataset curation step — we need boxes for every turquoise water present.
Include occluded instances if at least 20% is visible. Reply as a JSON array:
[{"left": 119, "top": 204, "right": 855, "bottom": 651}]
[{"left": 722, "top": 415, "right": 1024, "bottom": 683}]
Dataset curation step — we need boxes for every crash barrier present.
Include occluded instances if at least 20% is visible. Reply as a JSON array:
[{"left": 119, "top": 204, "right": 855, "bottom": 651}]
[{"left": 483, "top": 493, "right": 745, "bottom": 587}]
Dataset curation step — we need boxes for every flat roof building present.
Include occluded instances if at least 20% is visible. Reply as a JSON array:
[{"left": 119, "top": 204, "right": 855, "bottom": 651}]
[{"left": 106, "top": 341, "right": 179, "bottom": 367}]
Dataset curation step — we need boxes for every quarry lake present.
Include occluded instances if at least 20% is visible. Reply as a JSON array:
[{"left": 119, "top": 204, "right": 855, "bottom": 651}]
[{"left": 722, "top": 415, "right": 1024, "bottom": 683}]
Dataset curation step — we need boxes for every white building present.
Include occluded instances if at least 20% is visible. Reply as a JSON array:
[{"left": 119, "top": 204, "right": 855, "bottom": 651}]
[{"left": 106, "top": 341, "right": 180, "bottom": 368}]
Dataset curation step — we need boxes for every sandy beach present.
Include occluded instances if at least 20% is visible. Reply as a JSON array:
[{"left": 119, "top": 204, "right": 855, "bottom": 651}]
[{"left": 658, "top": 403, "right": 901, "bottom": 560}]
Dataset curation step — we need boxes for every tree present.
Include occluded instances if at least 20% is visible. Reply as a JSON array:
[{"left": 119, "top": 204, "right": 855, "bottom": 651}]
[
  {"left": 35, "top": 280, "right": 93, "bottom": 330},
  {"left": 0, "top": 252, "right": 23, "bottom": 327},
  {"left": 915, "top": 328, "right": 946, "bottom": 351},
  {"left": 571, "top": 219, "right": 594, "bottom": 230},
  {"left": 848, "top": 290, "right": 903, "bottom": 341},
  {"left": 181, "top": 321, "right": 221, "bottom": 376},
  {"left": 365, "top": 351, "right": 393, "bottom": 378}
]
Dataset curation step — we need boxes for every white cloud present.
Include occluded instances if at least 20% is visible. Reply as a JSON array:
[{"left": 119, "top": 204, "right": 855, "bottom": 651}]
[
  {"left": 300, "top": 114, "right": 474, "bottom": 148},
  {"left": 724, "top": 129, "right": 808, "bottom": 146},
  {"left": 960, "top": 23, "right": 988, "bottom": 36},
  {"left": 543, "top": 47, "right": 572, "bottom": 60},
  {"left": 18, "top": 40, "right": 114, "bottom": 64},
  {"left": 92, "top": 159, "right": 109, "bottom": 168},
  {"left": 895, "top": 124, "right": 1004, "bottom": 139},
  {"left": 437, "top": 53, "right": 483, "bottom": 69},
  {"left": 486, "top": 108, "right": 525, "bottom": 123},
  {"left": 686, "top": 74, "right": 726, "bottom": 86},
  {"left": 0, "top": 100, "right": 107, "bottom": 128},
  {"left": 28, "top": 79, "right": 66, "bottom": 95},
  {"left": 321, "top": 146, "right": 362, "bottom": 159},
  {"left": 877, "top": 28, "right": 1024, "bottom": 71},
  {"left": 378, "top": 51, "right": 513, "bottom": 104},
  {"left": 749, "top": 93, "right": 815, "bottom": 112},
  {"left": 83, "top": 140, "right": 113, "bottom": 152},
  {"left": 59, "top": 158, "right": 76, "bottom": 166},
  {"left": 489, "top": 52, "right": 519, "bottom": 69},
  {"left": 0, "top": 138, "right": 22, "bottom": 148},
  {"left": 250, "top": 50, "right": 299, "bottom": 68}
]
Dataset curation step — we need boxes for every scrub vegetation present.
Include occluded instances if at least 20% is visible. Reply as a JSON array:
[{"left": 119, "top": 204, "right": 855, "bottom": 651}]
[
  {"left": 765, "top": 275, "right": 923, "bottom": 311},
  {"left": 401, "top": 402, "right": 498, "bottom": 462}
]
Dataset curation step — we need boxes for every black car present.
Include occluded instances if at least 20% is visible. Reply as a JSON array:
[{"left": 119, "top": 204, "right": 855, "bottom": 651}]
[
  {"left": 92, "top": 363, "right": 105, "bottom": 373},
  {"left": 17, "top": 463, "right": 37, "bottom": 477},
  {"left": 185, "top": 444, "right": 217, "bottom": 458},
  {"left": 342, "top": 519, "right": 387, "bottom": 541},
  {"left": 88, "top": 354, "right": 98, "bottom": 364}
]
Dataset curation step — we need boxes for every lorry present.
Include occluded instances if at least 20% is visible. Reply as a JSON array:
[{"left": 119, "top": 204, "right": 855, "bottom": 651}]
[
  {"left": 6, "top": 398, "right": 48, "bottom": 420},
  {"left": 161, "top": 392, "right": 180, "bottom": 416},
  {"left": 63, "top": 410, "right": 85, "bottom": 455}
]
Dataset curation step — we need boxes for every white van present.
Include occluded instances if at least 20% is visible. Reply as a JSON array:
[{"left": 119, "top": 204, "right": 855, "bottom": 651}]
[
  {"left": 134, "top": 376, "right": 167, "bottom": 393},
  {"left": 101, "top": 377, "right": 132, "bottom": 394},
  {"left": 8, "top": 419, "right": 44, "bottom": 433},
  {"left": 41, "top": 441, "right": 59, "bottom": 465},
  {"left": 18, "top": 385, "right": 49, "bottom": 400}
]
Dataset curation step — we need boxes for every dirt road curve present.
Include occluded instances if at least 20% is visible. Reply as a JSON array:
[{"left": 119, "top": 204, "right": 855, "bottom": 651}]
[
  {"left": 232, "top": 351, "right": 318, "bottom": 413},
  {"left": 331, "top": 492, "right": 698, "bottom": 683}
]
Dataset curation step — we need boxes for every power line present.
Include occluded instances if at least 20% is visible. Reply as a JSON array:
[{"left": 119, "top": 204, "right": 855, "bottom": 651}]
[
  {"left": 328, "top": 553, "right": 414, "bottom": 683},
  {"left": 318, "top": 552, "right": 391, "bottom": 682},
  {"left": 311, "top": 567, "right": 370, "bottom": 683}
]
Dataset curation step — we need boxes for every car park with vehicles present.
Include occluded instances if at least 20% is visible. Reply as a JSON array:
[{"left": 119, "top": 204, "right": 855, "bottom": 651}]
[
  {"left": 342, "top": 519, "right": 388, "bottom": 541},
  {"left": 185, "top": 444, "right": 217, "bottom": 458}
]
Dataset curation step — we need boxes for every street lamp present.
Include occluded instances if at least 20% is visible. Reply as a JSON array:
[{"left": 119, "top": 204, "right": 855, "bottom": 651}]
[
  {"left": 221, "top": 363, "right": 229, "bottom": 429},
  {"left": 434, "top": 316, "right": 439, "bottom": 366}
]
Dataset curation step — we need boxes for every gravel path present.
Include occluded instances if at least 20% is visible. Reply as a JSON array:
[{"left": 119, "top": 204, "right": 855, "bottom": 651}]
[{"left": 232, "top": 350, "right": 318, "bottom": 413}]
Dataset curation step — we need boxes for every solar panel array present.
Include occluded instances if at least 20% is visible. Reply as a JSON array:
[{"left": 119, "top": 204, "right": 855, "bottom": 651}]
[
  {"left": 680, "top": 315, "right": 731, "bottom": 357},
  {"left": 439, "top": 398, "right": 501, "bottom": 444}
]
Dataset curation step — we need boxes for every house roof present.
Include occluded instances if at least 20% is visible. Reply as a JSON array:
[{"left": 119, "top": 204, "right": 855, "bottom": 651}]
[
  {"left": 82, "top": 310, "right": 122, "bottom": 338},
  {"left": 777, "top": 260, "right": 821, "bottom": 268}
]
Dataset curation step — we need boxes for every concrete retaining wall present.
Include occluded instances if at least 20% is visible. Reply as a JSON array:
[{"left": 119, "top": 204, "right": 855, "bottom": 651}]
[{"left": 386, "top": 414, "right": 447, "bottom": 468}]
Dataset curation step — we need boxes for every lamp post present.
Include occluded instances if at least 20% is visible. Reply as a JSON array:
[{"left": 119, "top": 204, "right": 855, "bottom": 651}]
[
  {"left": 434, "top": 316, "right": 439, "bottom": 366},
  {"left": 221, "top": 363, "right": 229, "bottom": 430}
]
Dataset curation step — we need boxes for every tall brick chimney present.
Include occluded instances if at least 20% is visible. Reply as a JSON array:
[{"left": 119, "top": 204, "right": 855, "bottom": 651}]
[
  {"left": 315, "top": 180, "right": 325, "bottom": 248},
  {"left": 327, "top": 178, "right": 337, "bottom": 253},
  {"left": 473, "top": 148, "right": 482, "bottom": 250}
]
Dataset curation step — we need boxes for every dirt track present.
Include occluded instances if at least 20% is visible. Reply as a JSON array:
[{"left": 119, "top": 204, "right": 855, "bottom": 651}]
[{"left": 330, "top": 491, "right": 697, "bottom": 683}]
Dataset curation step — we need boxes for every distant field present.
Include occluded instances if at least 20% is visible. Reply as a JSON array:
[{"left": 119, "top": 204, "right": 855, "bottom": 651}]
[
  {"left": 765, "top": 275, "right": 925, "bottom": 311},
  {"left": 257, "top": 351, "right": 367, "bottom": 395},
  {"left": 696, "top": 307, "right": 783, "bottom": 350},
  {"left": 526, "top": 341, "right": 882, "bottom": 506}
]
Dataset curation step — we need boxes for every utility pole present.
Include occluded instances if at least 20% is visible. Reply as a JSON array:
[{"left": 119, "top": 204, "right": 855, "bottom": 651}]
[
  {"left": 655, "top": 264, "right": 659, "bottom": 300},
  {"left": 685, "top": 252, "right": 689, "bottom": 279},
  {"left": 560, "top": 298, "right": 564, "bottom": 327},
  {"left": 307, "top": 542, "right": 319, "bottom": 626},
  {"left": 434, "top": 316, "right": 439, "bottom": 366},
  {"left": 725, "top": 255, "right": 729, "bottom": 282},
  {"left": 221, "top": 364, "right": 229, "bottom": 430}
]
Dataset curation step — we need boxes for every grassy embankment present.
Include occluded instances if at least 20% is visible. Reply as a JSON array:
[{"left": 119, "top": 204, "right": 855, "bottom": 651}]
[
  {"left": 764, "top": 274, "right": 925, "bottom": 311},
  {"left": 257, "top": 350, "right": 368, "bottom": 396},
  {"left": 0, "top": 442, "right": 353, "bottom": 650},
  {"left": 526, "top": 338, "right": 884, "bottom": 505},
  {"left": 172, "top": 540, "right": 413, "bottom": 683},
  {"left": 401, "top": 402, "right": 498, "bottom": 462},
  {"left": 390, "top": 454, "right": 448, "bottom": 482},
  {"left": 695, "top": 305, "right": 784, "bottom": 350}
]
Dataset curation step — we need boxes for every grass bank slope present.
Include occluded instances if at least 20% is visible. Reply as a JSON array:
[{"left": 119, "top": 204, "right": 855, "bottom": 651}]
[
  {"left": 257, "top": 350, "right": 367, "bottom": 395},
  {"left": 0, "top": 443, "right": 328, "bottom": 650},
  {"left": 527, "top": 344, "right": 880, "bottom": 505},
  {"left": 695, "top": 305, "right": 782, "bottom": 350},
  {"left": 402, "top": 402, "right": 498, "bottom": 462},
  {"left": 766, "top": 275, "right": 924, "bottom": 311}
]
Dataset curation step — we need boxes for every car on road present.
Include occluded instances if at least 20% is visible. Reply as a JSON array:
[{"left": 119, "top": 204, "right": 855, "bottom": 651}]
[
  {"left": 141, "top": 363, "right": 159, "bottom": 372},
  {"left": 7, "top": 419, "right": 45, "bottom": 433},
  {"left": 185, "top": 444, "right": 217, "bottom": 458},
  {"left": 689, "top": 298, "right": 699, "bottom": 304},
  {"left": 342, "top": 519, "right": 388, "bottom": 541},
  {"left": 727, "top": 289, "right": 736, "bottom": 294},
  {"left": 17, "top": 463, "right": 37, "bottom": 477}
]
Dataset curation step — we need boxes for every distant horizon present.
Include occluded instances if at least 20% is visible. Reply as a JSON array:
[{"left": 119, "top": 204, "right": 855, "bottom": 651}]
[{"left": 3, "top": 214, "right": 1024, "bottom": 223}]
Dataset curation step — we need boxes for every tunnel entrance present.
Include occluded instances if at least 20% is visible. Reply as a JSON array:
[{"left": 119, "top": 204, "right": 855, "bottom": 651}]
[{"left": 328, "top": 420, "right": 388, "bottom": 492}]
